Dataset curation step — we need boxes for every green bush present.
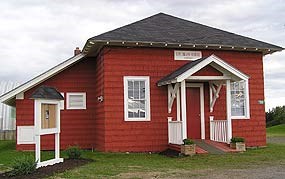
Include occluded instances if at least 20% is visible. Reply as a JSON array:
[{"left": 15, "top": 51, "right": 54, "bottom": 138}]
[
  {"left": 183, "top": 139, "right": 194, "bottom": 145},
  {"left": 8, "top": 156, "right": 37, "bottom": 176},
  {"left": 66, "top": 146, "right": 82, "bottom": 159},
  {"left": 231, "top": 137, "right": 245, "bottom": 143}
]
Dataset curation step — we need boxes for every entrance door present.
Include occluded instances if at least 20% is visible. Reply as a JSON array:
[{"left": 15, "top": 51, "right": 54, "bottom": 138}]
[{"left": 186, "top": 87, "right": 201, "bottom": 139}]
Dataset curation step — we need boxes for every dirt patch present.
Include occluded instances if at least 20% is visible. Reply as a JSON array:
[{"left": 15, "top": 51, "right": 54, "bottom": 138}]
[
  {"left": 0, "top": 158, "right": 92, "bottom": 179},
  {"left": 159, "top": 149, "right": 180, "bottom": 157}
]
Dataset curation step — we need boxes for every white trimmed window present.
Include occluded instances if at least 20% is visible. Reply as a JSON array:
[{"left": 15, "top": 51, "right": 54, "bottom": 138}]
[
  {"left": 230, "top": 80, "right": 250, "bottom": 119},
  {"left": 124, "top": 76, "right": 150, "bottom": 121},
  {"left": 66, "top": 93, "right": 86, "bottom": 109}
]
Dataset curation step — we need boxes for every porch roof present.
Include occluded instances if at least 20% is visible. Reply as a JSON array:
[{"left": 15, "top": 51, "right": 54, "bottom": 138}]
[
  {"left": 30, "top": 86, "right": 64, "bottom": 100},
  {"left": 157, "top": 54, "right": 249, "bottom": 86}
]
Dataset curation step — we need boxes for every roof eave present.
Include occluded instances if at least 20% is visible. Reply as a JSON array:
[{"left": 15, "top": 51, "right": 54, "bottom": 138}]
[
  {"left": 0, "top": 53, "right": 86, "bottom": 105},
  {"left": 83, "top": 39, "right": 283, "bottom": 55}
]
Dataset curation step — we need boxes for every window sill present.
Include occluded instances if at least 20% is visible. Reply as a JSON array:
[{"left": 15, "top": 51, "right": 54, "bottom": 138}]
[
  {"left": 124, "top": 118, "right": 151, "bottom": 122},
  {"left": 66, "top": 107, "right": 87, "bottom": 110},
  {"left": 231, "top": 116, "right": 250, "bottom": 120}
]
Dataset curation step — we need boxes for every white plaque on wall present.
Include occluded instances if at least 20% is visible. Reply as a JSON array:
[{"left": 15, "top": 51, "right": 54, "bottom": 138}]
[{"left": 174, "top": 50, "right": 202, "bottom": 60}]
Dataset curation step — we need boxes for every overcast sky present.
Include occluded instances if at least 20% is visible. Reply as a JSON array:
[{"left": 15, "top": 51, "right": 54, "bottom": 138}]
[{"left": 0, "top": 0, "right": 284, "bottom": 111}]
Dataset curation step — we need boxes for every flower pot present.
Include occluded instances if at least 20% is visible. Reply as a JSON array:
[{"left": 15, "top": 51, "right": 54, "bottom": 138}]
[
  {"left": 236, "top": 142, "right": 246, "bottom": 152},
  {"left": 181, "top": 144, "right": 196, "bottom": 156},
  {"left": 230, "top": 142, "right": 236, "bottom": 149}
]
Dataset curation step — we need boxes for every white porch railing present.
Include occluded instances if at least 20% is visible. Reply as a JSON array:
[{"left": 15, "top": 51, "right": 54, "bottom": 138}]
[
  {"left": 168, "top": 117, "right": 183, "bottom": 145},
  {"left": 210, "top": 116, "right": 228, "bottom": 143}
]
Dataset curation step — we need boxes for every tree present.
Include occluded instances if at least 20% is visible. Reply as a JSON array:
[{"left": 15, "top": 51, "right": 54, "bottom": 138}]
[{"left": 266, "top": 105, "right": 285, "bottom": 127}]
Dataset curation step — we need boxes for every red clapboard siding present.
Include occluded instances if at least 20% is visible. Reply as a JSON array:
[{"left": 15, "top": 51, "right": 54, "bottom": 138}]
[
  {"left": 16, "top": 46, "right": 266, "bottom": 151},
  {"left": 102, "top": 47, "right": 266, "bottom": 152},
  {"left": 16, "top": 56, "right": 104, "bottom": 151},
  {"left": 193, "top": 65, "right": 223, "bottom": 76}
]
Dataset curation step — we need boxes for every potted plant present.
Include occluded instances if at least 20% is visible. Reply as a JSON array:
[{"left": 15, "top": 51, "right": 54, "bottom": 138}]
[
  {"left": 181, "top": 139, "right": 196, "bottom": 156},
  {"left": 230, "top": 137, "right": 246, "bottom": 152}
]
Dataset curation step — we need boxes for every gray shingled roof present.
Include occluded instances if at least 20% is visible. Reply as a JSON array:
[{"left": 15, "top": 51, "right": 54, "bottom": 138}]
[
  {"left": 30, "top": 86, "right": 64, "bottom": 100},
  {"left": 89, "top": 13, "right": 283, "bottom": 51},
  {"left": 157, "top": 57, "right": 207, "bottom": 85}
]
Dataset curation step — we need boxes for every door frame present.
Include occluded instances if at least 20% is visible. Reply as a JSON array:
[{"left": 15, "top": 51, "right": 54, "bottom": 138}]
[{"left": 185, "top": 83, "right": 205, "bottom": 140}]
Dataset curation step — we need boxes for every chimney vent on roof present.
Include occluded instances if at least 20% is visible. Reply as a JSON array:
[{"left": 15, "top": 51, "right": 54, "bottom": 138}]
[{"left": 74, "top": 47, "right": 81, "bottom": 56}]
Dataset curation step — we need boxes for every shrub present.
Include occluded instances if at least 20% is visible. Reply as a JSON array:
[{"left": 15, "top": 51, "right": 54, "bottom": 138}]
[
  {"left": 8, "top": 156, "right": 37, "bottom": 176},
  {"left": 231, "top": 137, "right": 245, "bottom": 143},
  {"left": 183, "top": 139, "right": 194, "bottom": 145},
  {"left": 66, "top": 146, "right": 82, "bottom": 159}
]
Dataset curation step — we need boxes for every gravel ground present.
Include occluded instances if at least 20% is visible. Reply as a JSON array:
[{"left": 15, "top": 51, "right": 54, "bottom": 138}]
[
  {"left": 176, "top": 165, "right": 285, "bottom": 179},
  {"left": 117, "top": 165, "right": 285, "bottom": 179},
  {"left": 267, "top": 136, "right": 285, "bottom": 144}
]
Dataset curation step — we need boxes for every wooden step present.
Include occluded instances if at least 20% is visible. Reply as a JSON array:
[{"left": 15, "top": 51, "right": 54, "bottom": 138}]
[{"left": 204, "top": 140, "right": 238, "bottom": 153}]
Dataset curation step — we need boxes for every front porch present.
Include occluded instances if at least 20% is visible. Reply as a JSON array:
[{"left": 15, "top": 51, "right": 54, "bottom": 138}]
[
  {"left": 168, "top": 140, "right": 238, "bottom": 154},
  {"left": 158, "top": 55, "right": 249, "bottom": 147}
]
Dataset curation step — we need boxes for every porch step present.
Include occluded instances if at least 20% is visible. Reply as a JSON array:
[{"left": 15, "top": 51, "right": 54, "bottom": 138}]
[
  {"left": 193, "top": 140, "right": 225, "bottom": 154},
  {"left": 204, "top": 140, "right": 238, "bottom": 153}
]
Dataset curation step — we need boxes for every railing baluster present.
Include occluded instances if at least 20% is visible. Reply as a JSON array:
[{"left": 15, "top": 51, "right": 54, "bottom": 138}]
[
  {"left": 209, "top": 119, "right": 228, "bottom": 143},
  {"left": 168, "top": 120, "right": 183, "bottom": 145}
]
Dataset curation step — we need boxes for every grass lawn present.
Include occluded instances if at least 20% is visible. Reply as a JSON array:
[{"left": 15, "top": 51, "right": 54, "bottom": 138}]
[
  {"left": 1, "top": 140, "right": 285, "bottom": 178},
  {"left": 267, "top": 124, "right": 285, "bottom": 137}
]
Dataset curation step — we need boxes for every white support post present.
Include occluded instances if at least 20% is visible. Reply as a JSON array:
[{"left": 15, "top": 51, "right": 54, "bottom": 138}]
[
  {"left": 226, "top": 80, "right": 232, "bottom": 143},
  {"left": 34, "top": 100, "right": 41, "bottom": 163},
  {"left": 176, "top": 87, "right": 181, "bottom": 121},
  {"left": 55, "top": 133, "right": 60, "bottom": 159},
  {"left": 181, "top": 80, "right": 187, "bottom": 140},
  {"left": 35, "top": 135, "right": 41, "bottom": 163},
  {"left": 168, "top": 84, "right": 171, "bottom": 113}
]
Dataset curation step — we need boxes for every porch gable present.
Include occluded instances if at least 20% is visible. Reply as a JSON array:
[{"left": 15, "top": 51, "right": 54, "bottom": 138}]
[{"left": 157, "top": 54, "right": 249, "bottom": 86}]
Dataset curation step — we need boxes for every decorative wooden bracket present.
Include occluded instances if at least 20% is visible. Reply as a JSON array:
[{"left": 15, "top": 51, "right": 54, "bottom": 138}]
[
  {"left": 168, "top": 83, "right": 179, "bottom": 113},
  {"left": 209, "top": 82, "right": 223, "bottom": 112}
]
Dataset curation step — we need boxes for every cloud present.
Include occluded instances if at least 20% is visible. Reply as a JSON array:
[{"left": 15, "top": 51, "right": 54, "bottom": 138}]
[{"left": 0, "top": 0, "right": 284, "bottom": 111}]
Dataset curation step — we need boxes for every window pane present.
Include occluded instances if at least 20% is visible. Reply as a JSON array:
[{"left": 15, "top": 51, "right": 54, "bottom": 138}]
[
  {"left": 133, "top": 110, "right": 139, "bottom": 118},
  {"left": 69, "top": 95, "right": 84, "bottom": 108},
  {"left": 133, "top": 100, "right": 140, "bottom": 109},
  {"left": 140, "top": 81, "right": 145, "bottom": 99},
  {"left": 230, "top": 81, "right": 246, "bottom": 117},
  {"left": 134, "top": 81, "right": 140, "bottom": 99},
  {"left": 128, "top": 111, "right": 134, "bottom": 118},
  {"left": 140, "top": 100, "right": 146, "bottom": 110},
  {"left": 140, "top": 110, "right": 145, "bottom": 118},
  {"left": 128, "top": 81, "right": 134, "bottom": 99},
  {"left": 128, "top": 99, "right": 134, "bottom": 109}
]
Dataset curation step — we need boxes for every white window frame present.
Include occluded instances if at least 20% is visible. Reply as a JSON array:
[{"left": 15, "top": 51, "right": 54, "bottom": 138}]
[
  {"left": 124, "top": 76, "right": 151, "bottom": 121},
  {"left": 231, "top": 80, "right": 250, "bottom": 119},
  {"left": 66, "top": 92, "right": 87, "bottom": 110},
  {"left": 60, "top": 92, "right": 64, "bottom": 110}
]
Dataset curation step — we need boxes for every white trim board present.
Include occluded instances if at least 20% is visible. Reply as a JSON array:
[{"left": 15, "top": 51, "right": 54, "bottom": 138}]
[
  {"left": 17, "top": 126, "right": 35, "bottom": 144},
  {"left": 177, "top": 55, "right": 249, "bottom": 82},
  {"left": 0, "top": 54, "right": 86, "bottom": 106}
]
